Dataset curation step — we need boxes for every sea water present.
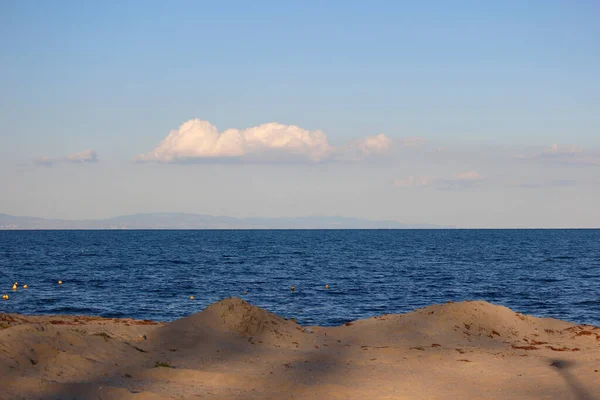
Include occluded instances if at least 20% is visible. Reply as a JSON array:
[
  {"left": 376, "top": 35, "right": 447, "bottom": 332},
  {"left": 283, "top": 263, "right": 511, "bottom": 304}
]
[{"left": 1, "top": 230, "right": 598, "bottom": 326}]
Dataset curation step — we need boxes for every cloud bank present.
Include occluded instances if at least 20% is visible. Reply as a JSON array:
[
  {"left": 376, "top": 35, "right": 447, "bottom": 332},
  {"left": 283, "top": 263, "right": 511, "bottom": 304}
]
[
  {"left": 394, "top": 170, "right": 484, "bottom": 190},
  {"left": 516, "top": 144, "right": 600, "bottom": 166},
  {"left": 136, "top": 119, "right": 395, "bottom": 163},
  {"left": 35, "top": 150, "right": 98, "bottom": 167}
]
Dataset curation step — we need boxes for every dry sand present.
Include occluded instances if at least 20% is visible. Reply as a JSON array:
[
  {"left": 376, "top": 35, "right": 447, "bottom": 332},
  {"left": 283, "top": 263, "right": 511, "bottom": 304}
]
[{"left": 1, "top": 298, "right": 599, "bottom": 399}]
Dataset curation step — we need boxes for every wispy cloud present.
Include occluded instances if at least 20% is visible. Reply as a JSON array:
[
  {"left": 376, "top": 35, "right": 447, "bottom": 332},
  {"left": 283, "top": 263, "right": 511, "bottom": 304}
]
[
  {"left": 136, "top": 119, "right": 397, "bottom": 164},
  {"left": 398, "top": 137, "right": 426, "bottom": 147},
  {"left": 393, "top": 175, "right": 437, "bottom": 188},
  {"left": 516, "top": 144, "right": 600, "bottom": 166},
  {"left": 454, "top": 170, "right": 482, "bottom": 181},
  {"left": 35, "top": 150, "right": 98, "bottom": 167},
  {"left": 394, "top": 170, "right": 484, "bottom": 190},
  {"left": 510, "top": 178, "right": 578, "bottom": 189}
]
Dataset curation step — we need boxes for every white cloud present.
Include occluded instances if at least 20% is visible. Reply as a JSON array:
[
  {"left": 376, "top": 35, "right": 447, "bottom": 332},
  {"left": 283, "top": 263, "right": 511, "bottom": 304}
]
[
  {"left": 136, "top": 119, "right": 395, "bottom": 163},
  {"left": 35, "top": 150, "right": 98, "bottom": 166},
  {"left": 356, "top": 133, "right": 392, "bottom": 156},
  {"left": 64, "top": 150, "right": 98, "bottom": 163},
  {"left": 394, "top": 170, "right": 484, "bottom": 190}
]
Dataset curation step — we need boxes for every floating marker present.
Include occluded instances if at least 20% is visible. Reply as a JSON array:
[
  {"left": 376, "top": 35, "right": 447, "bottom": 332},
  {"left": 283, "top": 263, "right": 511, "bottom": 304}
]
[
  {"left": 325, "top": 284, "right": 329, "bottom": 289},
  {"left": 291, "top": 286, "right": 295, "bottom": 292},
  {"left": 23, "top": 285, "right": 28, "bottom": 289},
  {"left": 2, "top": 294, "right": 8, "bottom": 300},
  {"left": 243, "top": 291, "right": 247, "bottom": 295},
  {"left": 58, "top": 280, "right": 63, "bottom": 285},
  {"left": 189, "top": 296, "right": 194, "bottom": 300}
]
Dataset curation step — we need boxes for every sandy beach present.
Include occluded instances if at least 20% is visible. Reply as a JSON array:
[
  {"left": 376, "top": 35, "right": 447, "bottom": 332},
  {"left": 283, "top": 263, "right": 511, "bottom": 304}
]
[{"left": 1, "top": 298, "right": 598, "bottom": 399}]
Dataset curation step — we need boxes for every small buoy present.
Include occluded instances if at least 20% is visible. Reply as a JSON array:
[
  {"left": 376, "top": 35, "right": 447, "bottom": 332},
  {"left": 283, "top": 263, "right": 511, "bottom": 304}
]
[
  {"left": 243, "top": 291, "right": 247, "bottom": 295},
  {"left": 325, "top": 284, "right": 329, "bottom": 289},
  {"left": 58, "top": 280, "right": 63, "bottom": 285},
  {"left": 23, "top": 284, "right": 28, "bottom": 289},
  {"left": 12, "top": 284, "right": 17, "bottom": 291},
  {"left": 189, "top": 296, "right": 194, "bottom": 300},
  {"left": 2, "top": 294, "right": 8, "bottom": 300},
  {"left": 291, "top": 286, "right": 295, "bottom": 292}
]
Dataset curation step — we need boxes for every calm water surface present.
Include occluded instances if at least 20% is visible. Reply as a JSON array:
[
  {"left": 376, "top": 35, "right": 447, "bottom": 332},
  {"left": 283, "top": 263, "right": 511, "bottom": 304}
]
[{"left": 0, "top": 230, "right": 598, "bottom": 326}]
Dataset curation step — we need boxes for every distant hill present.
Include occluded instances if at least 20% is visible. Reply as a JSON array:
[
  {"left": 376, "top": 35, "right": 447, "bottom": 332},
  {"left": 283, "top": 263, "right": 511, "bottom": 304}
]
[{"left": 0, "top": 213, "right": 451, "bottom": 230}]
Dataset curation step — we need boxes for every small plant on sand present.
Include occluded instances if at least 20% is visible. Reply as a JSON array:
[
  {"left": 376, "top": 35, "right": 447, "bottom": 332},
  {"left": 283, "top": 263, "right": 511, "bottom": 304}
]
[{"left": 154, "top": 361, "right": 171, "bottom": 368}]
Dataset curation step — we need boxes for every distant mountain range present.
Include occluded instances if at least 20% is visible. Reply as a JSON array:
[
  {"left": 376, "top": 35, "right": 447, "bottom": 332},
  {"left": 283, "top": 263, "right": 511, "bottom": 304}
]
[{"left": 0, "top": 213, "right": 451, "bottom": 230}]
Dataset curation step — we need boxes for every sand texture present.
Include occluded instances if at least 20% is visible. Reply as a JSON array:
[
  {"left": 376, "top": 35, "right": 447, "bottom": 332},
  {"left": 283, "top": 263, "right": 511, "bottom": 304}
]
[{"left": 1, "top": 298, "right": 599, "bottom": 399}]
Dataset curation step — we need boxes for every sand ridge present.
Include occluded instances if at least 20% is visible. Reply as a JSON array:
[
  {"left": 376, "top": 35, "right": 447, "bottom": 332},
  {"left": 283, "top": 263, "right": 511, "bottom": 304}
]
[{"left": 1, "top": 298, "right": 599, "bottom": 399}]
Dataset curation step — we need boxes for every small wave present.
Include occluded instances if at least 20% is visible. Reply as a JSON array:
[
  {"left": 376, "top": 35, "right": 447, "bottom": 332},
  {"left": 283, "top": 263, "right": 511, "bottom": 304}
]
[
  {"left": 163, "top": 259, "right": 191, "bottom": 265},
  {"left": 101, "top": 311, "right": 127, "bottom": 318},
  {"left": 22, "top": 261, "right": 39, "bottom": 266},
  {"left": 572, "top": 300, "right": 600, "bottom": 306},
  {"left": 321, "top": 290, "right": 346, "bottom": 296},
  {"left": 48, "top": 306, "right": 100, "bottom": 314},
  {"left": 472, "top": 291, "right": 500, "bottom": 298},
  {"left": 534, "top": 277, "right": 564, "bottom": 283},
  {"left": 36, "top": 298, "right": 59, "bottom": 305},
  {"left": 89, "top": 280, "right": 109, "bottom": 288},
  {"left": 554, "top": 255, "right": 577, "bottom": 260}
]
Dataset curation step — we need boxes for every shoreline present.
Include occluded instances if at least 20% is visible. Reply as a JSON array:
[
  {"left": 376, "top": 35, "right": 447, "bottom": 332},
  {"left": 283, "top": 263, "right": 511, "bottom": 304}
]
[{"left": 1, "top": 298, "right": 599, "bottom": 399}]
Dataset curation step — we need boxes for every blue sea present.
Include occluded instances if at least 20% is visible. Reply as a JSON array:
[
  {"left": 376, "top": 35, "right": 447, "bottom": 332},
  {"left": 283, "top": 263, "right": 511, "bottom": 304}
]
[{"left": 0, "top": 230, "right": 598, "bottom": 326}]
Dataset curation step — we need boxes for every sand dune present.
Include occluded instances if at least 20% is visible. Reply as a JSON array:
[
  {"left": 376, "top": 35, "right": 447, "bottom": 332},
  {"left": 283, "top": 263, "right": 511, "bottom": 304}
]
[{"left": 1, "top": 299, "right": 599, "bottom": 399}]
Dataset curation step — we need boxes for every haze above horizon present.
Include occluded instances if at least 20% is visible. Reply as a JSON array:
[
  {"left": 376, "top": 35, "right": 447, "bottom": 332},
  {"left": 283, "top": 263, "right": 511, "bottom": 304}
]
[{"left": 1, "top": 1, "right": 599, "bottom": 228}]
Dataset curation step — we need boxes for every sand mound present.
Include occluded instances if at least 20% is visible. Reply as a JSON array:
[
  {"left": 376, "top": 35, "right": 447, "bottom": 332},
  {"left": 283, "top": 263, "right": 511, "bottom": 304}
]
[
  {"left": 331, "top": 300, "right": 597, "bottom": 350},
  {"left": 168, "top": 297, "right": 296, "bottom": 336},
  {"left": 156, "top": 298, "right": 304, "bottom": 349},
  {"left": 401, "top": 300, "right": 569, "bottom": 342},
  {"left": 1, "top": 300, "right": 599, "bottom": 400}
]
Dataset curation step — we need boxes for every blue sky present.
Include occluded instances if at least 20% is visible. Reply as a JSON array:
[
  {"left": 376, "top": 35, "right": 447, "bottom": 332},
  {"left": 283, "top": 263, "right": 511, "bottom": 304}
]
[{"left": 1, "top": 1, "right": 599, "bottom": 227}]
